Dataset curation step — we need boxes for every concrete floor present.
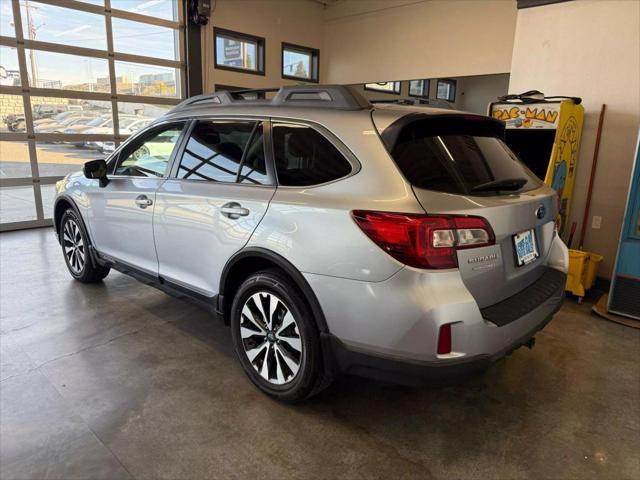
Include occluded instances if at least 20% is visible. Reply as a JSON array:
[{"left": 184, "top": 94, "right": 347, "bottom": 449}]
[{"left": 1, "top": 228, "right": 639, "bottom": 480}]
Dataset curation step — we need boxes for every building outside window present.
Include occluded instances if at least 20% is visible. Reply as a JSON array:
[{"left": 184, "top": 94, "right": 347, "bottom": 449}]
[
  {"left": 214, "top": 28, "right": 265, "bottom": 75},
  {"left": 409, "top": 79, "right": 430, "bottom": 98},
  {"left": 436, "top": 79, "right": 456, "bottom": 102},
  {"left": 281, "top": 43, "right": 319, "bottom": 82},
  {"left": 364, "top": 82, "right": 401, "bottom": 94}
]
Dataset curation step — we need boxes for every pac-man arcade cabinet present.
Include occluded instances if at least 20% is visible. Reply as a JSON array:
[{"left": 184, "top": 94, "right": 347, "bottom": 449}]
[{"left": 489, "top": 93, "right": 584, "bottom": 238}]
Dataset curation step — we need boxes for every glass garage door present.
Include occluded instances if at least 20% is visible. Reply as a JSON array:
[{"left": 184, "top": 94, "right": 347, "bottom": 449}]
[{"left": 0, "top": 0, "right": 185, "bottom": 231}]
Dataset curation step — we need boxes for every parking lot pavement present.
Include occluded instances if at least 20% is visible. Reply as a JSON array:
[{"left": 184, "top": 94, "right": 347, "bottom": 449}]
[
  {"left": 0, "top": 141, "right": 102, "bottom": 175},
  {"left": 0, "top": 141, "right": 102, "bottom": 223}
]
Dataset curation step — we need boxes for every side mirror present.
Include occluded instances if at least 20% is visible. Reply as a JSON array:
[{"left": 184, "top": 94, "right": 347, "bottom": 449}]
[{"left": 83, "top": 159, "right": 109, "bottom": 187}]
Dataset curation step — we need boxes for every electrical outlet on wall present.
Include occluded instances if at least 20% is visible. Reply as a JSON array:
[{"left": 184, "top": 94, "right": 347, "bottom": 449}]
[{"left": 592, "top": 216, "right": 602, "bottom": 229}]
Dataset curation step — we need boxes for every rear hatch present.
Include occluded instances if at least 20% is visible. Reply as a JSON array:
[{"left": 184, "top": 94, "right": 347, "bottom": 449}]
[{"left": 374, "top": 109, "right": 558, "bottom": 308}]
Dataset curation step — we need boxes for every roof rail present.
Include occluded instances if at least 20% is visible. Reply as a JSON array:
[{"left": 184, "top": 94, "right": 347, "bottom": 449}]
[{"left": 173, "top": 85, "right": 372, "bottom": 111}]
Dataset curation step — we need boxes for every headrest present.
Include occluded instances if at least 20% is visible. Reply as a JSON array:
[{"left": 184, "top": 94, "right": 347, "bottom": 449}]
[
  {"left": 216, "top": 142, "right": 243, "bottom": 162},
  {"left": 287, "top": 131, "right": 309, "bottom": 158},
  {"left": 195, "top": 123, "right": 220, "bottom": 144}
]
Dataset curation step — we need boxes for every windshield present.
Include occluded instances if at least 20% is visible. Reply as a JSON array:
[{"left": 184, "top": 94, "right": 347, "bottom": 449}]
[
  {"left": 65, "top": 117, "right": 91, "bottom": 126},
  {"left": 87, "top": 116, "right": 108, "bottom": 126},
  {"left": 384, "top": 115, "right": 542, "bottom": 195},
  {"left": 53, "top": 112, "right": 72, "bottom": 122},
  {"left": 125, "top": 119, "right": 150, "bottom": 132},
  {"left": 120, "top": 117, "right": 140, "bottom": 128}
]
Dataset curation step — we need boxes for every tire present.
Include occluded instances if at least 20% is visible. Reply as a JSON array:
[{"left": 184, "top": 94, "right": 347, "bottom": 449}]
[
  {"left": 60, "top": 209, "right": 110, "bottom": 283},
  {"left": 230, "top": 269, "right": 326, "bottom": 402}
]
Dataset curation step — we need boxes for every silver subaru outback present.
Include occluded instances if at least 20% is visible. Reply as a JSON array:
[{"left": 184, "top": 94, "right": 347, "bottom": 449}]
[{"left": 54, "top": 85, "right": 568, "bottom": 401}]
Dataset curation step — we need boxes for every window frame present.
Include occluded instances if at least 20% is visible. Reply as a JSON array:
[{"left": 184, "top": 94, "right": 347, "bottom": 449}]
[
  {"left": 109, "top": 120, "right": 189, "bottom": 178},
  {"left": 0, "top": 0, "right": 186, "bottom": 232},
  {"left": 364, "top": 82, "right": 401, "bottom": 95},
  {"left": 408, "top": 79, "right": 430, "bottom": 98},
  {"left": 281, "top": 42, "right": 320, "bottom": 83},
  {"left": 270, "top": 119, "right": 361, "bottom": 188},
  {"left": 168, "top": 117, "right": 276, "bottom": 187},
  {"left": 436, "top": 79, "right": 457, "bottom": 102},
  {"left": 214, "top": 27, "right": 266, "bottom": 76}
]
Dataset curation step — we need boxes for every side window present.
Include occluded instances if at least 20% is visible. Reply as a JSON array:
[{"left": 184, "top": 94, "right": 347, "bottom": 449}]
[
  {"left": 114, "top": 123, "right": 185, "bottom": 177},
  {"left": 272, "top": 123, "right": 352, "bottom": 186},
  {"left": 176, "top": 121, "right": 256, "bottom": 182},
  {"left": 238, "top": 123, "right": 268, "bottom": 185}
]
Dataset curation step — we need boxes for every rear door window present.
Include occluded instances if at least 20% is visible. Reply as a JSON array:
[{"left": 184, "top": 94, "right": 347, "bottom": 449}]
[
  {"left": 272, "top": 123, "right": 352, "bottom": 186},
  {"left": 382, "top": 116, "right": 542, "bottom": 195},
  {"left": 238, "top": 123, "right": 269, "bottom": 185},
  {"left": 177, "top": 120, "right": 255, "bottom": 182}
]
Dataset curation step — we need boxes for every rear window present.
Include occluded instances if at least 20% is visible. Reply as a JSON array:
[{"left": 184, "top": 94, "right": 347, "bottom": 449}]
[{"left": 383, "top": 115, "right": 542, "bottom": 195}]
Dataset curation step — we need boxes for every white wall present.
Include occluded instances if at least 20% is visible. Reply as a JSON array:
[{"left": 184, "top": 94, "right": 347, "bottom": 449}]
[
  {"left": 201, "top": 0, "right": 325, "bottom": 92},
  {"left": 201, "top": 0, "right": 516, "bottom": 94},
  {"left": 508, "top": 0, "right": 640, "bottom": 278},
  {"left": 459, "top": 74, "right": 510, "bottom": 115},
  {"left": 353, "top": 82, "right": 411, "bottom": 101},
  {"left": 351, "top": 74, "right": 510, "bottom": 114},
  {"left": 322, "top": 0, "right": 516, "bottom": 84}
]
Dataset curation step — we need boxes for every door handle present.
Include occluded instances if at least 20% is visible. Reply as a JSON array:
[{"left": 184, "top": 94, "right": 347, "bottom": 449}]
[
  {"left": 220, "top": 202, "right": 250, "bottom": 219},
  {"left": 135, "top": 194, "right": 153, "bottom": 209}
]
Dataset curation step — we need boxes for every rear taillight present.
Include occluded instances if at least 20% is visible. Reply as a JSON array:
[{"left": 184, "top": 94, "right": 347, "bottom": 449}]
[{"left": 352, "top": 210, "right": 495, "bottom": 269}]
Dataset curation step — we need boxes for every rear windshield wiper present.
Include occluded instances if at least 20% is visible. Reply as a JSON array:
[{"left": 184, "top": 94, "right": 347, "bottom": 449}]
[{"left": 471, "top": 177, "right": 528, "bottom": 193}]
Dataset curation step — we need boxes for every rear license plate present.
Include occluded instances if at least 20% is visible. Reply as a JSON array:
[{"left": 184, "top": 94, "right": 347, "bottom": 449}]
[{"left": 513, "top": 229, "right": 539, "bottom": 267}]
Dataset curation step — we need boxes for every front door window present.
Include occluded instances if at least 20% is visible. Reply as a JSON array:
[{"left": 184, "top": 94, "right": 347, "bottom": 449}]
[{"left": 114, "top": 123, "right": 185, "bottom": 177}]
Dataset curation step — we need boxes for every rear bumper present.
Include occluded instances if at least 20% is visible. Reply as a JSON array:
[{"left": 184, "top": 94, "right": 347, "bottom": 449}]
[
  {"left": 325, "top": 298, "right": 561, "bottom": 385},
  {"left": 309, "top": 265, "right": 566, "bottom": 385}
]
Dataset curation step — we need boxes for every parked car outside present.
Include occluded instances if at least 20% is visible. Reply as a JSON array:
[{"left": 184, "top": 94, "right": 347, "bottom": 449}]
[
  {"left": 80, "top": 115, "right": 141, "bottom": 144},
  {"left": 4, "top": 105, "right": 101, "bottom": 132},
  {"left": 33, "top": 110, "right": 93, "bottom": 128},
  {"left": 35, "top": 115, "right": 97, "bottom": 134},
  {"left": 4, "top": 105, "right": 88, "bottom": 132},
  {"left": 63, "top": 116, "right": 114, "bottom": 147},
  {"left": 99, "top": 141, "right": 117, "bottom": 154},
  {"left": 4, "top": 113, "right": 26, "bottom": 132},
  {"left": 53, "top": 86, "right": 569, "bottom": 402},
  {"left": 87, "top": 117, "right": 153, "bottom": 150},
  {"left": 64, "top": 115, "right": 112, "bottom": 135},
  {"left": 33, "top": 104, "right": 78, "bottom": 120}
]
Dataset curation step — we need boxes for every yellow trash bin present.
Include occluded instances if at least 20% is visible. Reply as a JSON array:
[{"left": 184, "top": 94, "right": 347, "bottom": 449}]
[
  {"left": 584, "top": 253, "right": 603, "bottom": 290},
  {"left": 566, "top": 250, "right": 588, "bottom": 297},
  {"left": 565, "top": 249, "right": 603, "bottom": 300}
]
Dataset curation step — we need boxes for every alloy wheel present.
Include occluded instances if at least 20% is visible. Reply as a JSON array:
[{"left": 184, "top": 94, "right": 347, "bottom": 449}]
[
  {"left": 63, "top": 219, "right": 85, "bottom": 274},
  {"left": 239, "top": 291, "right": 303, "bottom": 385}
]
